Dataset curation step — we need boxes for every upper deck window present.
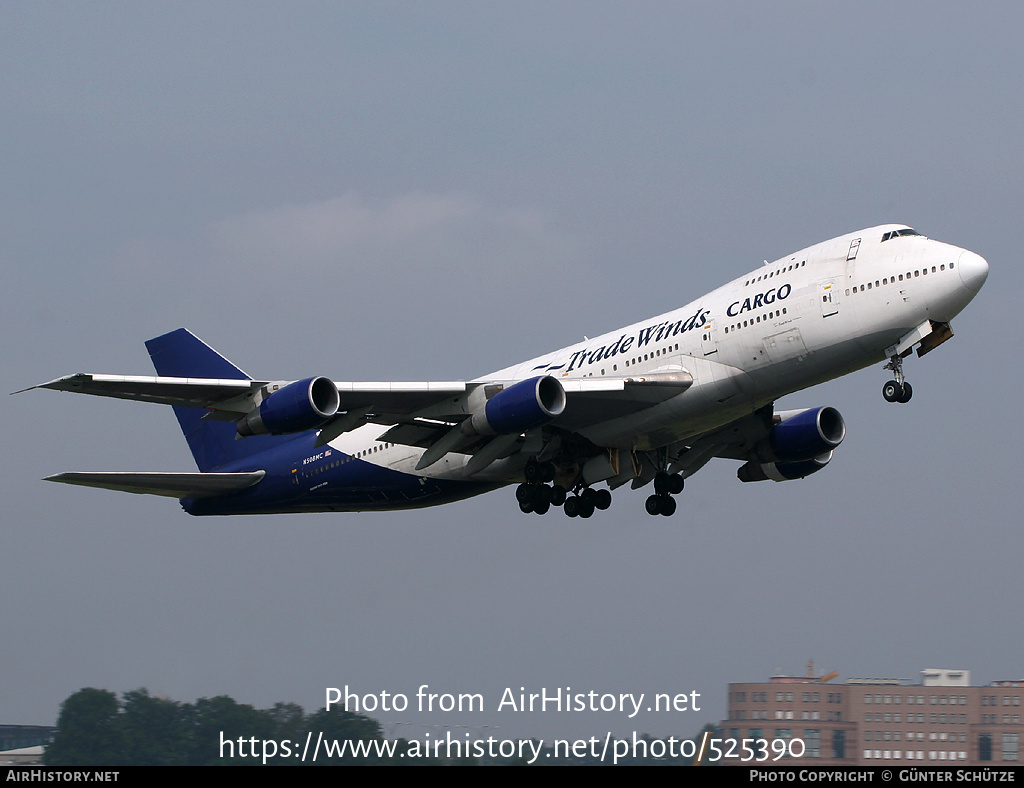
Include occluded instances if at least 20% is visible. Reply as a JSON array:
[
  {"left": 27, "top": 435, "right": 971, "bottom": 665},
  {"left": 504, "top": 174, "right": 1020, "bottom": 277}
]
[{"left": 881, "top": 228, "right": 922, "bottom": 242}]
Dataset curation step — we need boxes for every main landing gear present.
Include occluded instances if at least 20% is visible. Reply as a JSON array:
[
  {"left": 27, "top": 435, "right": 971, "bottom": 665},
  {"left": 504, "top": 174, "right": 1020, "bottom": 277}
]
[
  {"left": 517, "top": 461, "right": 613, "bottom": 518},
  {"left": 563, "top": 487, "right": 611, "bottom": 518},
  {"left": 517, "top": 460, "right": 562, "bottom": 515},
  {"left": 882, "top": 354, "right": 913, "bottom": 404},
  {"left": 516, "top": 481, "right": 565, "bottom": 515},
  {"left": 516, "top": 461, "right": 683, "bottom": 518},
  {"left": 645, "top": 470, "right": 684, "bottom": 517},
  {"left": 516, "top": 482, "right": 610, "bottom": 518}
]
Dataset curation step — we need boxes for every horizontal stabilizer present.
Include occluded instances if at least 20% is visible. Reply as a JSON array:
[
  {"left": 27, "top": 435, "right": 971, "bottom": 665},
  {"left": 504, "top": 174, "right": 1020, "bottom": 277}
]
[{"left": 43, "top": 471, "right": 265, "bottom": 499}]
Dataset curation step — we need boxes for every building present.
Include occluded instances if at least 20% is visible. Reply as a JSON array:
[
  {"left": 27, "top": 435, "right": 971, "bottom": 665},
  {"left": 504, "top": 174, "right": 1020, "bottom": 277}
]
[
  {"left": 722, "top": 667, "right": 1022, "bottom": 766},
  {"left": 0, "top": 725, "right": 56, "bottom": 765}
]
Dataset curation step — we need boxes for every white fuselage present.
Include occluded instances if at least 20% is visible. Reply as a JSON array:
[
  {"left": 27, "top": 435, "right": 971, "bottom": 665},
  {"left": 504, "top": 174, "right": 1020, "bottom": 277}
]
[{"left": 326, "top": 224, "right": 988, "bottom": 484}]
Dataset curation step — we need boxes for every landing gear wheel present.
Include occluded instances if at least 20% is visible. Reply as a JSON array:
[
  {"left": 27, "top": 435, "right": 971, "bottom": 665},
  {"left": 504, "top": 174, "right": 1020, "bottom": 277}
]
[
  {"left": 577, "top": 499, "right": 595, "bottom": 518},
  {"left": 655, "top": 470, "right": 684, "bottom": 495},
  {"left": 549, "top": 485, "right": 567, "bottom": 506},
  {"left": 564, "top": 496, "right": 580, "bottom": 518},
  {"left": 882, "top": 380, "right": 903, "bottom": 403},
  {"left": 883, "top": 353, "right": 911, "bottom": 404},
  {"left": 594, "top": 489, "right": 612, "bottom": 510},
  {"left": 525, "top": 460, "right": 557, "bottom": 483},
  {"left": 518, "top": 482, "right": 556, "bottom": 514},
  {"left": 646, "top": 493, "right": 677, "bottom": 516}
]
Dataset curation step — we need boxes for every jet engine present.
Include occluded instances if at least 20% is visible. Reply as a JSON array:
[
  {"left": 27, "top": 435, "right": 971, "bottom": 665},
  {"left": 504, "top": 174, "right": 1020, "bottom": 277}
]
[
  {"left": 463, "top": 376, "right": 566, "bottom": 437},
  {"left": 769, "top": 406, "right": 845, "bottom": 461},
  {"left": 738, "top": 450, "right": 834, "bottom": 482},
  {"left": 236, "top": 376, "right": 340, "bottom": 437},
  {"left": 737, "top": 406, "right": 845, "bottom": 482}
]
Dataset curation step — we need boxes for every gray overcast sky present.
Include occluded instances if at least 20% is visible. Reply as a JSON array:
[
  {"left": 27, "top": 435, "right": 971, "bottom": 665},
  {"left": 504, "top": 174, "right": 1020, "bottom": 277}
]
[{"left": 2, "top": 2, "right": 1020, "bottom": 743}]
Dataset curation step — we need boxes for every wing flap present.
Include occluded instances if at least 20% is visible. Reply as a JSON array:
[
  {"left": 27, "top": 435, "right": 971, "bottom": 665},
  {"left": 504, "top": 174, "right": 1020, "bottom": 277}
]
[
  {"left": 43, "top": 471, "right": 266, "bottom": 499},
  {"left": 333, "top": 382, "right": 468, "bottom": 414},
  {"left": 553, "top": 370, "right": 693, "bottom": 430},
  {"left": 376, "top": 420, "right": 451, "bottom": 449}
]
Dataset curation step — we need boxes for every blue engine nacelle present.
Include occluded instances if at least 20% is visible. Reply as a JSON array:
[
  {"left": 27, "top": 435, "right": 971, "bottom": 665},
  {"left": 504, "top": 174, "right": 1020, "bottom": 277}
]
[
  {"left": 768, "top": 406, "right": 846, "bottom": 462},
  {"left": 237, "top": 376, "right": 340, "bottom": 437},
  {"left": 737, "top": 451, "right": 833, "bottom": 483},
  {"left": 464, "top": 376, "right": 566, "bottom": 436},
  {"left": 737, "top": 406, "right": 845, "bottom": 482}
]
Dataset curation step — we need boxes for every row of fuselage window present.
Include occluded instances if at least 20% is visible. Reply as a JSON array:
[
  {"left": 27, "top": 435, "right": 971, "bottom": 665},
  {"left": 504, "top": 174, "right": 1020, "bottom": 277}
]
[
  {"left": 723, "top": 308, "right": 789, "bottom": 336},
  {"left": 295, "top": 443, "right": 394, "bottom": 477},
  {"left": 848, "top": 261, "right": 954, "bottom": 295},
  {"left": 585, "top": 344, "right": 682, "bottom": 377},
  {"left": 745, "top": 259, "right": 807, "bottom": 287}
]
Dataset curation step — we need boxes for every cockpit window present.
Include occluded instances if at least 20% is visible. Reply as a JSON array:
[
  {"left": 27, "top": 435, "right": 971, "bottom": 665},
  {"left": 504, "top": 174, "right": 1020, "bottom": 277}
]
[{"left": 881, "top": 228, "right": 922, "bottom": 242}]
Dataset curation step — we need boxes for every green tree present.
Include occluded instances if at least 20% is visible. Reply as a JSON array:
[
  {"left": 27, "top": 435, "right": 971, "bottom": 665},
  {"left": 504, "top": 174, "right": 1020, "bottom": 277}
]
[
  {"left": 120, "top": 689, "right": 190, "bottom": 765},
  {"left": 186, "top": 695, "right": 277, "bottom": 765},
  {"left": 45, "top": 688, "right": 126, "bottom": 766},
  {"left": 265, "top": 702, "right": 306, "bottom": 765},
  {"left": 304, "top": 707, "right": 382, "bottom": 764}
]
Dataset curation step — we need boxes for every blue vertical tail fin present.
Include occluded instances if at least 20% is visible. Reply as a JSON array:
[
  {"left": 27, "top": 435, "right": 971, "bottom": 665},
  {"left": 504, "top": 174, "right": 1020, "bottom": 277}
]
[{"left": 145, "top": 329, "right": 285, "bottom": 472}]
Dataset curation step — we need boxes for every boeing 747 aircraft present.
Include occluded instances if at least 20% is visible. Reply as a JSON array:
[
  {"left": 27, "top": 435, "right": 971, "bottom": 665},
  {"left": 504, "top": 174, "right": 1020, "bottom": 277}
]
[{"left": 27, "top": 224, "right": 988, "bottom": 517}]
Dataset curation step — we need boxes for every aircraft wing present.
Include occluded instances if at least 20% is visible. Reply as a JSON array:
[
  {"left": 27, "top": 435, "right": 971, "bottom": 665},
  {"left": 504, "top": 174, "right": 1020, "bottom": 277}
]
[
  {"left": 22, "top": 373, "right": 468, "bottom": 420},
  {"left": 22, "top": 373, "right": 265, "bottom": 408},
  {"left": 22, "top": 370, "right": 693, "bottom": 457},
  {"left": 44, "top": 471, "right": 266, "bottom": 498},
  {"left": 23, "top": 371, "right": 688, "bottom": 430}
]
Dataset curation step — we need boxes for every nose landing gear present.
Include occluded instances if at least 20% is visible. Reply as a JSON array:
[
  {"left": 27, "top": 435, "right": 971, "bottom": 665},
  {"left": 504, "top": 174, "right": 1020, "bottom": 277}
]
[
  {"left": 882, "top": 354, "right": 913, "bottom": 403},
  {"left": 882, "top": 379, "right": 913, "bottom": 403}
]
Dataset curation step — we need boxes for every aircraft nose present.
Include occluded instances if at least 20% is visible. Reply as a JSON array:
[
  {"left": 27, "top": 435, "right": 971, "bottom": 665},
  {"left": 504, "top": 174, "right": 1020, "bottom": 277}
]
[{"left": 957, "top": 250, "right": 989, "bottom": 293}]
